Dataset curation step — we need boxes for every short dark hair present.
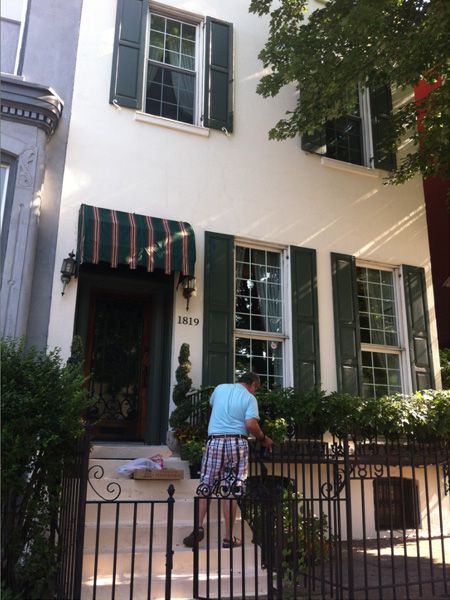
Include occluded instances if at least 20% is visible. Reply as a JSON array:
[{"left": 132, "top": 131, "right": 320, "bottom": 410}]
[{"left": 238, "top": 372, "right": 260, "bottom": 386}]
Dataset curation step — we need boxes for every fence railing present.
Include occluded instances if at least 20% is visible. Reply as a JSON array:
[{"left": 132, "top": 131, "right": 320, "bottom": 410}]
[
  {"left": 186, "top": 387, "right": 213, "bottom": 428},
  {"left": 56, "top": 429, "right": 91, "bottom": 600},
  {"left": 249, "top": 435, "right": 450, "bottom": 599},
  {"left": 82, "top": 482, "right": 175, "bottom": 600}
]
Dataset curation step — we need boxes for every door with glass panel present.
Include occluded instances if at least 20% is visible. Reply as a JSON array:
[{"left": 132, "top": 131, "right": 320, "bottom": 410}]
[{"left": 86, "top": 293, "right": 150, "bottom": 441}]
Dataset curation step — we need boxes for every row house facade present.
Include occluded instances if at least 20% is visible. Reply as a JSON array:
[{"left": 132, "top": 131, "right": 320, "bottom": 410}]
[
  {"left": 0, "top": 0, "right": 83, "bottom": 345},
  {"left": 45, "top": 0, "right": 441, "bottom": 446}
]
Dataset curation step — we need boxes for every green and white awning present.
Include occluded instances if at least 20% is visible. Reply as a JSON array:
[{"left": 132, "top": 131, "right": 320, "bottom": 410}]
[{"left": 77, "top": 204, "right": 195, "bottom": 276}]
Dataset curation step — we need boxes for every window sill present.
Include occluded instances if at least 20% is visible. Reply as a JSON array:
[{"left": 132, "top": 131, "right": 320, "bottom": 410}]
[
  {"left": 320, "top": 156, "right": 387, "bottom": 179},
  {"left": 135, "top": 112, "right": 210, "bottom": 137}
]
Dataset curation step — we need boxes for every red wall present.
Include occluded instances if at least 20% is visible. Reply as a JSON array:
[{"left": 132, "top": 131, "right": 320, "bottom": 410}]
[{"left": 414, "top": 81, "right": 450, "bottom": 349}]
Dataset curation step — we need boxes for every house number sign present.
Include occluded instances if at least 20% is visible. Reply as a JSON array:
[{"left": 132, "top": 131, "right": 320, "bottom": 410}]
[{"left": 177, "top": 316, "right": 200, "bottom": 326}]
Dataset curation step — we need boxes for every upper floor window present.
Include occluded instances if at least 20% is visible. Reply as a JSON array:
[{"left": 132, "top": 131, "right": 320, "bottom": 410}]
[
  {"left": 235, "top": 245, "right": 285, "bottom": 388},
  {"left": 146, "top": 13, "right": 198, "bottom": 124},
  {"left": 302, "top": 86, "right": 395, "bottom": 171},
  {"left": 110, "top": 0, "right": 233, "bottom": 132}
]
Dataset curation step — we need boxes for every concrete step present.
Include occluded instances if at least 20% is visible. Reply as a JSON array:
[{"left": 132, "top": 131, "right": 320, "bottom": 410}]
[
  {"left": 84, "top": 512, "right": 253, "bottom": 550},
  {"left": 90, "top": 444, "right": 175, "bottom": 460},
  {"left": 82, "top": 444, "right": 269, "bottom": 598},
  {"left": 88, "top": 456, "right": 188, "bottom": 471},
  {"left": 86, "top": 471, "right": 197, "bottom": 502},
  {"left": 81, "top": 565, "right": 268, "bottom": 600},
  {"left": 82, "top": 539, "right": 266, "bottom": 578}
]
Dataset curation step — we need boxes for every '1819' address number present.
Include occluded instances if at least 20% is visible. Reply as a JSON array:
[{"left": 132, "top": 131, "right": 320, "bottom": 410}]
[{"left": 177, "top": 316, "right": 200, "bottom": 326}]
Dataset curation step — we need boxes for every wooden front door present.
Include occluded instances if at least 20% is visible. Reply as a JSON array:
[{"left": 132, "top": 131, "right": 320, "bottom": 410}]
[{"left": 86, "top": 293, "right": 150, "bottom": 441}]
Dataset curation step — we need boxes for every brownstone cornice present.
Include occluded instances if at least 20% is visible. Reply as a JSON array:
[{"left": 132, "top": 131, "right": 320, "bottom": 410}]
[{"left": 1, "top": 75, "right": 63, "bottom": 137}]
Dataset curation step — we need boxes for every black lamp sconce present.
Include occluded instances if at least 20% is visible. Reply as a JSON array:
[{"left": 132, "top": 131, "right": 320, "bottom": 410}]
[
  {"left": 60, "top": 251, "right": 78, "bottom": 295},
  {"left": 177, "top": 274, "right": 196, "bottom": 310}
]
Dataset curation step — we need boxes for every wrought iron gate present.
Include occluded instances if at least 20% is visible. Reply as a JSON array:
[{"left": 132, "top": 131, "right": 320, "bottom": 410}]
[{"left": 193, "top": 436, "right": 449, "bottom": 600}]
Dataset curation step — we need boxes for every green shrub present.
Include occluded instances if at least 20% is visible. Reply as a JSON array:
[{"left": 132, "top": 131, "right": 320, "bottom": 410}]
[
  {"left": 1, "top": 338, "right": 89, "bottom": 599},
  {"left": 440, "top": 348, "right": 450, "bottom": 389},
  {"left": 256, "top": 384, "right": 450, "bottom": 441},
  {"left": 182, "top": 439, "right": 205, "bottom": 465},
  {"left": 169, "top": 343, "right": 193, "bottom": 429}
]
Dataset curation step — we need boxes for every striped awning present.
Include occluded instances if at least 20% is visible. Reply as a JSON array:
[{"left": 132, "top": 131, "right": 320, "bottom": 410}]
[{"left": 77, "top": 204, "right": 195, "bottom": 276}]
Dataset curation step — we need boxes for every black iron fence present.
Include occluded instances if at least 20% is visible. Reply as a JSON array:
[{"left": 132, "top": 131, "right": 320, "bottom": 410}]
[
  {"left": 82, "top": 475, "right": 175, "bottom": 600},
  {"left": 186, "top": 387, "right": 213, "bottom": 428},
  {"left": 56, "top": 429, "right": 90, "bottom": 600},
  {"left": 194, "top": 435, "right": 450, "bottom": 599}
]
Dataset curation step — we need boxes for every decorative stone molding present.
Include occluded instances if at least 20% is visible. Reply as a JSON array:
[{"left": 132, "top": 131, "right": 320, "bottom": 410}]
[
  {"left": 17, "top": 148, "right": 37, "bottom": 188},
  {"left": 0, "top": 75, "right": 63, "bottom": 138}
]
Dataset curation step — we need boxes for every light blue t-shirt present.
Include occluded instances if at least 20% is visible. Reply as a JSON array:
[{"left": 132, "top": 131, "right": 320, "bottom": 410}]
[{"left": 208, "top": 383, "right": 260, "bottom": 436}]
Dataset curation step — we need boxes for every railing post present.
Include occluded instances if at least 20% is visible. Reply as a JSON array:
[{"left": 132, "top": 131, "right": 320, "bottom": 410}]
[
  {"left": 165, "top": 484, "right": 175, "bottom": 600},
  {"left": 193, "top": 496, "right": 199, "bottom": 599},
  {"left": 343, "top": 436, "right": 354, "bottom": 599}
]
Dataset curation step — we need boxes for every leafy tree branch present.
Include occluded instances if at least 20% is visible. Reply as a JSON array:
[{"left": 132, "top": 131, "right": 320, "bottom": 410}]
[{"left": 250, "top": 0, "right": 449, "bottom": 183}]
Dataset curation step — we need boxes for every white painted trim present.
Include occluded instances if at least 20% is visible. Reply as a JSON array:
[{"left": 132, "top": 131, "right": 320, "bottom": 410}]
[
  {"left": 0, "top": 164, "right": 10, "bottom": 230},
  {"left": 397, "top": 267, "right": 414, "bottom": 394},
  {"left": 134, "top": 111, "right": 210, "bottom": 136},
  {"left": 356, "top": 258, "right": 400, "bottom": 271},
  {"left": 320, "top": 156, "right": 386, "bottom": 178},
  {"left": 282, "top": 247, "right": 293, "bottom": 387},
  {"left": 361, "top": 343, "right": 403, "bottom": 354},
  {"left": 149, "top": 1, "right": 204, "bottom": 24},
  {"left": 234, "top": 237, "right": 287, "bottom": 252}
]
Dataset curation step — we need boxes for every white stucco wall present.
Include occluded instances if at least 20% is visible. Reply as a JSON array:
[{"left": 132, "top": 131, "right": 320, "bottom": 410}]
[
  {"left": 270, "top": 460, "right": 450, "bottom": 541},
  {"left": 47, "top": 0, "right": 440, "bottom": 401}
]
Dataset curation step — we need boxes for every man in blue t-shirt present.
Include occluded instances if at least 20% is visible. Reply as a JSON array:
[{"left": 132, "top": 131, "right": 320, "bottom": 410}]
[{"left": 183, "top": 372, "right": 273, "bottom": 548}]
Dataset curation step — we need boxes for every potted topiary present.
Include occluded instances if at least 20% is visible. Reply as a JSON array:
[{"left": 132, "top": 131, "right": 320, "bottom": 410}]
[{"left": 183, "top": 439, "right": 204, "bottom": 478}]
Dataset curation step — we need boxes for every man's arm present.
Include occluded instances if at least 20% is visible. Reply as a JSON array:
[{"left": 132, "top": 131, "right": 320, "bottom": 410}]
[{"left": 245, "top": 418, "right": 273, "bottom": 452}]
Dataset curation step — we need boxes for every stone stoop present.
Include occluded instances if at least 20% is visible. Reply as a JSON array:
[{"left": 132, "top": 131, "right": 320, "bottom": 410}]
[{"left": 81, "top": 445, "right": 268, "bottom": 599}]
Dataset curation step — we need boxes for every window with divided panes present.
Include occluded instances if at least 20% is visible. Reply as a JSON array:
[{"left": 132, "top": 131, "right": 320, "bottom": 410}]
[
  {"left": 357, "top": 265, "right": 402, "bottom": 399},
  {"left": 146, "top": 13, "right": 197, "bottom": 124},
  {"left": 235, "top": 246, "right": 284, "bottom": 388},
  {"left": 302, "top": 86, "right": 395, "bottom": 170}
]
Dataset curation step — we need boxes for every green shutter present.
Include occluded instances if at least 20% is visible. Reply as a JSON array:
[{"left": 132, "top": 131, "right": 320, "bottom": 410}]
[
  {"left": 402, "top": 265, "right": 435, "bottom": 390},
  {"left": 290, "top": 246, "right": 320, "bottom": 390},
  {"left": 331, "top": 253, "right": 362, "bottom": 395},
  {"left": 370, "top": 85, "right": 396, "bottom": 171},
  {"left": 110, "top": 0, "right": 147, "bottom": 109},
  {"left": 203, "top": 17, "right": 233, "bottom": 132},
  {"left": 301, "top": 128, "right": 327, "bottom": 155},
  {"left": 202, "top": 232, "right": 234, "bottom": 386}
]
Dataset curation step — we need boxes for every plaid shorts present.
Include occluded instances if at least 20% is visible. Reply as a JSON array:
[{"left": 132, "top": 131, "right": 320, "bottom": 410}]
[{"left": 199, "top": 437, "right": 249, "bottom": 492}]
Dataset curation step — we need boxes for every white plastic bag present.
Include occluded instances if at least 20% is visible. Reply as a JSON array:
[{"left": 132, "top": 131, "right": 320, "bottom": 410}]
[{"left": 116, "top": 457, "right": 162, "bottom": 477}]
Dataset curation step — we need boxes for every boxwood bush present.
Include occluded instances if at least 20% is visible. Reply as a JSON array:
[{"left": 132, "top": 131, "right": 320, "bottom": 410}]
[{"left": 1, "top": 338, "right": 89, "bottom": 599}]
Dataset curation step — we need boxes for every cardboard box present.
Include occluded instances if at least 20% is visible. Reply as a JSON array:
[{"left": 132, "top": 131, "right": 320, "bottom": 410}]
[{"left": 133, "top": 468, "right": 184, "bottom": 480}]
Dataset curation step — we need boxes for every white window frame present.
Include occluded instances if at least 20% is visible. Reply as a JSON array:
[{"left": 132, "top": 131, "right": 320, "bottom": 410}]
[
  {"left": 234, "top": 239, "right": 291, "bottom": 388},
  {"left": 0, "top": 164, "right": 10, "bottom": 231},
  {"left": 143, "top": 3, "right": 206, "bottom": 127},
  {"left": 356, "top": 259, "right": 412, "bottom": 397},
  {"left": 359, "top": 86, "right": 376, "bottom": 168}
]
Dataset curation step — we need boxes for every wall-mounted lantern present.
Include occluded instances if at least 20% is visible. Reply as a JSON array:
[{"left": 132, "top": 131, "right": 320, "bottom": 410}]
[
  {"left": 60, "top": 251, "right": 77, "bottom": 295},
  {"left": 178, "top": 274, "right": 196, "bottom": 310}
]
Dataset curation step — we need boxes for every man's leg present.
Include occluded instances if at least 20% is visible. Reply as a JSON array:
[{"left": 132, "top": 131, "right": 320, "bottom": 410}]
[{"left": 223, "top": 498, "right": 237, "bottom": 541}]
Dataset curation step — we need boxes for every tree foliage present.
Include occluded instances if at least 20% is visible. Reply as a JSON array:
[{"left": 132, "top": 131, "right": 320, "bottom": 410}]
[{"left": 250, "top": 0, "right": 450, "bottom": 184}]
